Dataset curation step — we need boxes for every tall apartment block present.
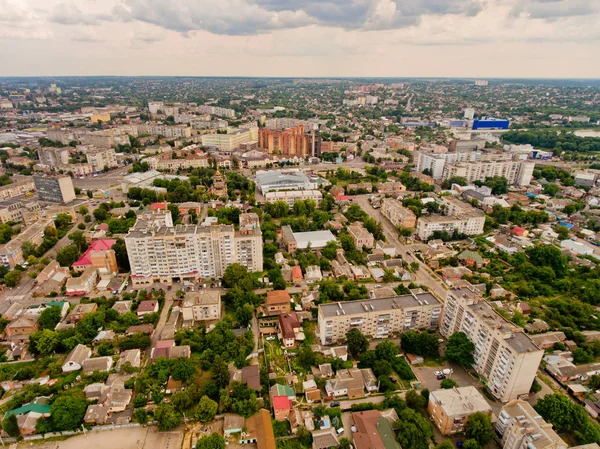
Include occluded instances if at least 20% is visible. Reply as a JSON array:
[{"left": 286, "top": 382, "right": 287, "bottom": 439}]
[
  {"left": 496, "top": 400, "right": 568, "bottom": 449},
  {"left": 381, "top": 198, "right": 417, "bottom": 229},
  {"left": 39, "top": 147, "right": 70, "bottom": 167},
  {"left": 318, "top": 293, "right": 442, "bottom": 345},
  {"left": 125, "top": 210, "right": 263, "bottom": 286},
  {"left": 33, "top": 174, "right": 76, "bottom": 204},
  {"left": 258, "top": 125, "right": 321, "bottom": 157},
  {"left": 440, "top": 287, "right": 543, "bottom": 402},
  {"left": 86, "top": 148, "right": 118, "bottom": 171}
]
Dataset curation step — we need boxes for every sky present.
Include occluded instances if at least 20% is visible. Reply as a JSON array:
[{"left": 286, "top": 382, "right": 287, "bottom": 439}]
[{"left": 1, "top": 0, "right": 599, "bottom": 78}]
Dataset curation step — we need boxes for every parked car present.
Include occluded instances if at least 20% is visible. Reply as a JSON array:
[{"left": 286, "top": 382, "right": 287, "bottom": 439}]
[
  {"left": 266, "top": 336, "right": 276, "bottom": 341},
  {"left": 330, "top": 402, "right": 340, "bottom": 408},
  {"left": 436, "top": 374, "right": 446, "bottom": 380}
]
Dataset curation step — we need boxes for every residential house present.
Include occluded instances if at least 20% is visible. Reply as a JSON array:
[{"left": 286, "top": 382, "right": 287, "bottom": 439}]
[
  {"left": 181, "top": 292, "right": 221, "bottom": 324},
  {"left": 112, "top": 301, "right": 133, "bottom": 314},
  {"left": 325, "top": 368, "right": 378, "bottom": 399},
  {"left": 240, "top": 409, "right": 276, "bottom": 449},
  {"left": 5, "top": 314, "right": 40, "bottom": 340},
  {"left": 348, "top": 222, "right": 375, "bottom": 249},
  {"left": 5, "top": 402, "right": 51, "bottom": 436},
  {"left": 273, "top": 396, "right": 293, "bottom": 421},
  {"left": 65, "top": 266, "right": 98, "bottom": 296},
  {"left": 82, "top": 356, "right": 114, "bottom": 374},
  {"left": 84, "top": 405, "right": 111, "bottom": 425},
  {"left": 305, "top": 265, "right": 323, "bottom": 284},
  {"left": 279, "top": 312, "right": 304, "bottom": 348},
  {"left": 116, "top": 349, "right": 141, "bottom": 371},
  {"left": 137, "top": 300, "right": 159, "bottom": 317},
  {"left": 265, "top": 290, "right": 291, "bottom": 316},
  {"left": 224, "top": 414, "right": 245, "bottom": 436},
  {"left": 351, "top": 410, "right": 401, "bottom": 449},
  {"left": 242, "top": 365, "right": 261, "bottom": 392},
  {"left": 62, "top": 344, "right": 92, "bottom": 372},
  {"left": 428, "top": 386, "right": 492, "bottom": 435},
  {"left": 65, "top": 303, "right": 98, "bottom": 324}
]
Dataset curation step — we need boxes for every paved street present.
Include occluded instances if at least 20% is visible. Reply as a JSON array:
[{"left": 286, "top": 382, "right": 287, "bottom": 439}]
[
  {"left": 72, "top": 166, "right": 130, "bottom": 191},
  {"left": 353, "top": 195, "right": 448, "bottom": 301}
]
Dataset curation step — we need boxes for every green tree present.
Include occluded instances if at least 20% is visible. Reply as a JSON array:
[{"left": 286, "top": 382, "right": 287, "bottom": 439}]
[
  {"left": 50, "top": 396, "right": 88, "bottom": 431},
  {"left": 154, "top": 403, "right": 181, "bottom": 431},
  {"left": 405, "top": 389, "right": 427, "bottom": 409},
  {"left": 33, "top": 329, "right": 60, "bottom": 354},
  {"left": 346, "top": 328, "right": 369, "bottom": 358},
  {"left": 543, "top": 183, "right": 559, "bottom": 197},
  {"left": 196, "top": 396, "right": 218, "bottom": 423},
  {"left": 466, "top": 412, "right": 494, "bottom": 447},
  {"left": 212, "top": 355, "right": 230, "bottom": 388},
  {"left": 222, "top": 263, "right": 253, "bottom": 291},
  {"left": 2, "top": 413, "right": 21, "bottom": 438},
  {"left": 134, "top": 409, "right": 148, "bottom": 424},
  {"left": 462, "top": 439, "right": 481, "bottom": 449},
  {"left": 171, "top": 358, "right": 196, "bottom": 382},
  {"left": 68, "top": 230, "right": 88, "bottom": 252},
  {"left": 54, "top": 213, "right": 72, "bottom": 230},
  {"left": 93, "top": 208, "right": 109, "bottom": 221},
  {"left": 196, "top": 433, "right": 225, "bottom": 449},
  {"left": 375, "top": 341, "right": 398, "bottom": 361},
  {"left": 435, "top": 441, "right": 455, "bottom": 449},
  {"left": 39, "top": 306, "right": 62, "bottom": 330},
  {"left": 396, "top": 408, "right": 433, "bottom": 449},
  {"left": 4, "top": 270, "right": 23, "bottom": 287},
  {"left": 112, "top": 238, "right": 130, "bottom": 272},
  {"left": 445, "top": 332, "right": 475, "bottom": 367},
  {"left": 56, "top": 244, "right": 81, "bottom": 267},
  {"left": 79, "top": 206, "right": 89, "bottom": 216},
  {"left": 440, "top": 378, "right": 458, "bottom": 389}
]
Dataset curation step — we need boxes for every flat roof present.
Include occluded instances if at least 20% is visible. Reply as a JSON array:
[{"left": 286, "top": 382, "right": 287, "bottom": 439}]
[
  {"left": 320, "top": 292, "right": 440, "bottom": 318},
  {"left": 293, "top": 230, "right": 336, "bottom": 245},
  {"left": 430, "top": 386, "right": 492, "bottom": 416}
]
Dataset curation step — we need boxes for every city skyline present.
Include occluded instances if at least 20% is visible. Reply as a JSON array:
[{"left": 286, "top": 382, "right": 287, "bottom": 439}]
[{"left": 1, "top": 0, "right": 599, "bottom": 78}]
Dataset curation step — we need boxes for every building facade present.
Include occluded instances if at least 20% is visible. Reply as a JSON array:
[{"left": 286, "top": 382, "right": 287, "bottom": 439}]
[
  {"left": 125, "top": 211, "right": 262, "bottom": 286},
  {"left": 258, "top": 125, "right": 320, "bottom": 157},
  {"left": 440, "top": 287, "right": 544, "bottom": 402},
  {"left": 318, "top": 293, "right": 442, "bottom": 345},
  {"left": 381, "top": 198, "right": 417, "bottom": 229},
  {"left": 264, "top": 190, "right": 322, "bottom": 207},
  {"left": 428, "top": 386, "right": 492, "bottom": 435},
  {"left": 33, "top": 175, "right": 76, "bottom": 203}
]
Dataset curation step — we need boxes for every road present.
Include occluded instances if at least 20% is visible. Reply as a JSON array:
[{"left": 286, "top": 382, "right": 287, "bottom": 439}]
[
  {"left": 352, "top": 195, "right": 447, "bottom": 302},
  {"left": 72, "top": 166, "right": 131, "bottom": 191}
]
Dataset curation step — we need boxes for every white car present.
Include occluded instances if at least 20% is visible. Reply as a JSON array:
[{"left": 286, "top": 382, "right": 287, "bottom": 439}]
[
  {"left": 434, "top": 371, "right": 443, "bottom": 376},
  {"left": 266, "top": 336, "right": 276, "bottom": 341}
]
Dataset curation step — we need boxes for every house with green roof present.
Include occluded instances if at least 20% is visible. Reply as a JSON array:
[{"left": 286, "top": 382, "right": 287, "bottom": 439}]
[
  {"left": 269, "top": 383, "right": 295, "bottom": 402},
  {"left": 457, "top": 249, "right": 486, "bottom": 268}
]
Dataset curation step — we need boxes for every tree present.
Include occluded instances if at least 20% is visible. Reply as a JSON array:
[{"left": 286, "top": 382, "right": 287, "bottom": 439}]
[
  {"left": 196, "top": 396, "right": 218, "bottom": 423},
  {"left": 212, "top": 355, "right": 230, "bottom": 388},
  {"left": 154, "top": 403, "right": 181, "bottom": 431},
  {"left": 21, "top": 241, "right": 37, "bottom": 259},
  {"left": 93, "top": 208, "right": 109, "bottom": 221},
  {"left": 543, "top": 183, "right": 559, "bottom": 197},
  {"left": 4, "top": 270, "right": 23, "bottom": 287},
  {"left": 435, "top": 442, "right": 454, "bottom": 449},
  {"left": 112, "top": 238, "right": 130, "bottom": 272},
  {"left": 50, "top": 396, "right": 88, "bottom": 431},
  {"left": 445, "top": 332, "right": 475, "bottom": 367},
  {"left": 171, "top": 358, "right": 196, "bottom": 382},
  {"left": 396, "top": 408, "right": 433, "bottom": 449},
  {"left": 68, "top": 230, "right": 88, "bottom": 252},
  {"left": 54, "top": 213, "right": 72, "bottom": 230},
  {"left": 56, "top": 244, "right": 81, "bottom": 267},
  {"left": 134, "top": 409, "right": 148, "bottom": 424},
  {"left": 222, "top": 263, "right": 253, "bottom": 291},
  {"left": 346, "top": 328, "right": 369, "bottom": 358},
  {"left": 405, "top": 389, "right": 427, "bottom": 409},
  {"left": 2, "top": 414, "right": 21, "bottom": 438},
  {"left": 79, "top": 206, "right": 89, "bottom": 216},
  {"left": 466, "top": 412, "right": 494, "bottom": 447},
  {"left": 462, "top": 439, "right": 481, "bottom": 449},
  {"left": 440, "top": 378, "right": 458, "bottom": 389},
  {"left": 32, "top": 329, "right": 60, "bottom": 354},
  {"left": 39, "top": 305, "right": 62, "bottom": 330},
  {"left": 400, "top": 330, "right": 439, "bottom": 358},
  {"left": 196, "top": 433, "right": 225, "bottom": 449},
  {"left": 375, "top": 341, "right": 398, "bottom": 361}
]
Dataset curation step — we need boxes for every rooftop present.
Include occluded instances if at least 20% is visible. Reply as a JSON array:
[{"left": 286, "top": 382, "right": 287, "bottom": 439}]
[
  {"left": 320, "top": 292, "right": 440, "bottom": 318},
  {"left": 430, "top": 386, "right": 492, "bottom": 416}
]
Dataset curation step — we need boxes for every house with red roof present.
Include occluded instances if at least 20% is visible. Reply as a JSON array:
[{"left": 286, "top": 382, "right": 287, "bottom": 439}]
[
  {"left": 278, "top": 312, "right": 304, "bottom": 348},
  {"left": 150, "top": 202, "right": 168, "bottom": 211},
  {"left": 272, "top": 396, "right": 292, "bottom": 421},
  {"left": 510, "top": 226, "right": 527, "bottom": 237},
  {"left": 72, "top": 239, "right": 117, "bottom": 275},
  {"left": 291, "top": 266, "right": 303, "bottom": 283},
  {"left": 137, "top": 300, "right": 159, "bottom": 317}
]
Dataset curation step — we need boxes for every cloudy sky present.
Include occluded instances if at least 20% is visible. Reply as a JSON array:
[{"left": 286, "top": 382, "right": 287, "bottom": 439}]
[{"left": 1, "top": 0, "right": 599, "bottom": 78}]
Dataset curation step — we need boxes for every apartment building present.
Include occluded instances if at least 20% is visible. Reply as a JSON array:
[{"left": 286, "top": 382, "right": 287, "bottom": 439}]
[
  {"left": 125, "top": 210, "right": 262, "bottom": 286},
  {"left": 86, "top": 148, "right": 118, "bottom": 171},
  {"left": 196, "top": 105, "right": 236, "bottom": 118},
  {"left": 376, "top": 182, "right": 406, "bottom": 195},
  {"left": 182, "top": 292, "right": 221, "bottom": 323},
  {"left": 264, "top": 190, "right": 322, "bottom": 207},
  {"left": 33, "top": 175, "right": 76, "bottom": 204},
  {"left": 0, "top": 179, "right": 35, "bottom": 201},
  {"left": 496, "top": 400, "right": 568, "bottom": 449},
  {"left": 318, "top": 293, "right": 442, "bottom": 345},
  {"left": 0, "top": 218, "right": 55, "bottom": 268},
  {"left": 0, "top": 200, "right": 40, "bottom": 225},
  {"left": 443, "top": 159, "right": 535, "bottom": 186},
  {"left": 428, "top": 386, "right": 492, "bottom": 435},
  {"left": 381, "top": 198, "right": 417, "bottom": 229},
  {"left": 347, "top": 222, "right": 375, "bottom": 249},
  {"left": 146, "top": 154, "right": 209, "bottom": 172},
  {"left": 258, "top": 125, "right": 321, "bottom": 158},
  {"left": 201, "top": 128, "right": 257, "bottom": 151},
  {"left": 137, "top": 124, "right": 192, "bottom": 139},
  {"left": 440, "top": 287, "right": 543, "bottom": 402},
  {"left": 38, "top": 147, "right": 70, "bottom": 167},
  {"left": 416, "top": 212, "right": 485, "bottom": 240},
  {"left": 417, "top": 151, "right": 480, "bottom": 179}
]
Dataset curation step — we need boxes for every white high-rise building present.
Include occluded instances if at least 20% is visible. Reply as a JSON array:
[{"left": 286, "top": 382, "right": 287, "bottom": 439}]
[
  {"left": 125, "top": 211, "right": 263, "bottom": 286},
  {"left": 464, "top": 108, "right": 475, "bottom": 120},
  {"left": 440, "top": 286, "right": 543, "bottom": 403}
]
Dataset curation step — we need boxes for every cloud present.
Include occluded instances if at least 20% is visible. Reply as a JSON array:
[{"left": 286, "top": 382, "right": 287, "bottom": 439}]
[
  {"left": 48, "top": 2, "right": 113, "bottom": 26},
  {"left": 510, "top": 0, "right": 599, "bottom": 19},
  {"left": 0, "top": 0, "right": 52, "bottom": 39},
  {"left": 112, "top": 0, "right": 485, "bottom": 35},
  {"left": 132, "top": 31, "right": 164, "bottom": 43}
]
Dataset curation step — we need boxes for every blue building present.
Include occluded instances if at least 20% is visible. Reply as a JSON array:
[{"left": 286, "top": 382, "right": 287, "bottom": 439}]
[{"left": 472, "top": 116, "right": 510, "bottom": 130}]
